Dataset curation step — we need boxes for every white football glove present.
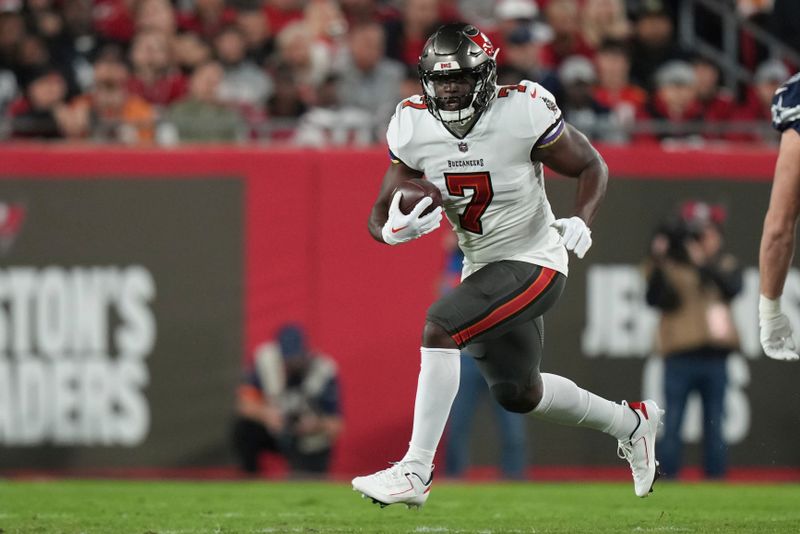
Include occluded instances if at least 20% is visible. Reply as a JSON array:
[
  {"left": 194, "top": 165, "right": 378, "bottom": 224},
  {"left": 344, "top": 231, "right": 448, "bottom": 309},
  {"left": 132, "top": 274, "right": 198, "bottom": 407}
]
[
  {"left": 759, "top": 295, "right": 799, "bottom": 361},
  {"left": 381, "top": 191, "right": 443, "bottom": 245},
  {"left": 550, "top": 216, "right": 592, "bottom": 259}
]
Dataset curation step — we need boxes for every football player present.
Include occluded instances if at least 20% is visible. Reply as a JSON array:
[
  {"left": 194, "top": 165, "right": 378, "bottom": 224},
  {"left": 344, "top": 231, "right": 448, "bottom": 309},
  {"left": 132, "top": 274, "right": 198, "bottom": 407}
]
[
  {"left": 352, "top": 23, "right": 662, "bottom": 507},
  {"left": 759, "top": 72, "right": 800, "bottom": 362}
]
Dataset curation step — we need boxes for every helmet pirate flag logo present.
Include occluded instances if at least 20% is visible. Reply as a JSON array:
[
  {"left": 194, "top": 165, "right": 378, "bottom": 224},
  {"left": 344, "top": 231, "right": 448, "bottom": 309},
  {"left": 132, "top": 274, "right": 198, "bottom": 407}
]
[
  {"left": 465, "top": 28, "right": 496, "bottom": 58},
  {"left": 0, "top": 202, "right": 25, "bottom": 255}
]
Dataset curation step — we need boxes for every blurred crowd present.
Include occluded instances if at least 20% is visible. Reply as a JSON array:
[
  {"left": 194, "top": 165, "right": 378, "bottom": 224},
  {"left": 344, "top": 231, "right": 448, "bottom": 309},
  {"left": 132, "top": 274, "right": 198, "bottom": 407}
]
[{"left": 0, "top": 0, "right": 796, "bottom": 145}]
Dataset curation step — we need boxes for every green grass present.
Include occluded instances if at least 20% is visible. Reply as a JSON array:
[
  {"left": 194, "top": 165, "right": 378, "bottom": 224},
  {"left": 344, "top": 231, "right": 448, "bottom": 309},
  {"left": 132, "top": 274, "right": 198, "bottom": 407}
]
[{"left": 1, "top": 480, "right": 799, "bottom": 534}]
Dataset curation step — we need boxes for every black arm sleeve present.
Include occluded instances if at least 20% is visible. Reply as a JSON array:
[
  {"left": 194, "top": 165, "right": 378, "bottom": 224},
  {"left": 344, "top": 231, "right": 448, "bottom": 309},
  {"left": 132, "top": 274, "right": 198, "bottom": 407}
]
[{"left": 646, "top": 265, "right": 681, "bottom": 311}]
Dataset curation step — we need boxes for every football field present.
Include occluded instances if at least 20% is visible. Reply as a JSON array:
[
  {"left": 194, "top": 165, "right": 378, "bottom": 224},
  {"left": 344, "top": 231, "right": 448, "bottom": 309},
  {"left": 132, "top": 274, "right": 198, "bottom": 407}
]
[{"left": 1, "top": 479, "right": 799, "bottom": 533}]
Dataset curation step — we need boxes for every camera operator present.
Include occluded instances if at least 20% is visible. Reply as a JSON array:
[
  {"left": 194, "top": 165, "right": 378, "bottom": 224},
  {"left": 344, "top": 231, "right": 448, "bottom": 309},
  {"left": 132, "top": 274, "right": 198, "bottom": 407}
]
[
  {"left": 232, "top": 324, "right": 343, "bottom": 477},
  {"left": 644, "top": 201, "right": 742, "bottom": 479}
]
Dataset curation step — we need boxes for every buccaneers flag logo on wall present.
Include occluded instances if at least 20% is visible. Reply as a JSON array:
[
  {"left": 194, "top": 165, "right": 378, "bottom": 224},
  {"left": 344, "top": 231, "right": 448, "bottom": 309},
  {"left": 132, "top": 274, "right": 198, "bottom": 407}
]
[{"left": 0, "top": 202, "right": 25, "bottom": 255}]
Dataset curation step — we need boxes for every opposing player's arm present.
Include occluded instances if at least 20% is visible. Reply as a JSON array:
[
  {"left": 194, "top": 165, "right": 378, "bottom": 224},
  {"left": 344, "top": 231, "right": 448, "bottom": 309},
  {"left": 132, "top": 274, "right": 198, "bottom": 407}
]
[
  {"left": 760, "top": 128, "right": 800, "bottom": 298},
  {"left": 532, "top": 123, "right": 608, "bottom": 225},
  {"left": 367, "top": 159, "right": 424, "bottom": 243}
]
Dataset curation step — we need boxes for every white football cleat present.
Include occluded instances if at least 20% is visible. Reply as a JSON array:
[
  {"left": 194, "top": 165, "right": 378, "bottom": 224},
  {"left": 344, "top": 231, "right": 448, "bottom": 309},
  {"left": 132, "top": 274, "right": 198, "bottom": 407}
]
[
  {"left": 352, "top": 462, "right": 433, "bottom": 509},
  {"left": 618, "top": 400, "right": 664, "bottom": 497}
]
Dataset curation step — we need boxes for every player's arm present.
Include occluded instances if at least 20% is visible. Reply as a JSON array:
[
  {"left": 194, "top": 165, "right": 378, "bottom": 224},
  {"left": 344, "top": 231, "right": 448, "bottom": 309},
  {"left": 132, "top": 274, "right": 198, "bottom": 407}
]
[
  {"left": 533, "top": 123, "right": 608, "bottom": 224},
  {"left": 760, "top": 129, "right": 800, "bottom": 299},
  {"left": 367, "top": 159, "right": 442, "bottom": 245},
  {"left": 758, "top": 128, "right": 800, "bottom": 361},
  {"left": 532, "top": 123, "right": 608, "bottom": 259}
]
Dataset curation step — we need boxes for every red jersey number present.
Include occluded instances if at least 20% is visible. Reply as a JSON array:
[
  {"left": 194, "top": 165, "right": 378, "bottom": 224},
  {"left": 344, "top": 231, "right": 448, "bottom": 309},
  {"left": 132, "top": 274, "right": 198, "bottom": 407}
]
[{"left": 445, "top": 172, "right": 494, "bottom": 234}]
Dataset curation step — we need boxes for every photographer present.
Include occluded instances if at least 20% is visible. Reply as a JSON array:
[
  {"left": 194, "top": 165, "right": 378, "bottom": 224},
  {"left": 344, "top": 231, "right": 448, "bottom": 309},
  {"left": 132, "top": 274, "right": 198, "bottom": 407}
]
[
  {"left": 644, "top": 201, "right": 742, "bottom": 479},
  {"left": 232, "top": 324, "right": 343, "bottom": 477}
]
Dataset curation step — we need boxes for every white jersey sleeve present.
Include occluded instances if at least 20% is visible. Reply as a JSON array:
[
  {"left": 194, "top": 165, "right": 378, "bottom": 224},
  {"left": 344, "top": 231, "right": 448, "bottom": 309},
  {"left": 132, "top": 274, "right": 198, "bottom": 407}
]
[
  {"left": 504, "top": 80, "right": 566, "bottom": 150},
  {"left": 386, "top": 96, "right": 427, "bottom": 171}
]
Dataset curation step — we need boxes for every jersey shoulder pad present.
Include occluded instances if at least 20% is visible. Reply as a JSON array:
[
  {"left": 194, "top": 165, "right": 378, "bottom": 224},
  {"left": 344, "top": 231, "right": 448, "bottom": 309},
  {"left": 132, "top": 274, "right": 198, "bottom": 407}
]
[
  {"left": 772, "top": 72, "right": 800, "bottom": 132},
  {"left": 500, "top": 80, "right": 563, "bottom": 141},
  {"left": 386, "top": 96, "right": 426, "bottom": 169}
]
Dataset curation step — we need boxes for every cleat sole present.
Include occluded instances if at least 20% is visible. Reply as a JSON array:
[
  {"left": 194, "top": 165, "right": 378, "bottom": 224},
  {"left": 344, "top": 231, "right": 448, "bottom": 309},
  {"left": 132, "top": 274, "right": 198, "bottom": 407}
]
[{"left": 647, "top": 461, "right": 662, "bottom": 495}]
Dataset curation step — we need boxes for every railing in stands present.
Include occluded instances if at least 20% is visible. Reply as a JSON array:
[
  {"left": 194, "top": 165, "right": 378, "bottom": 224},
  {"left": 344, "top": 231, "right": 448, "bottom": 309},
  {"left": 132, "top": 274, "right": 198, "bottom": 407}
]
[{"left": 679, "top": 0, "right": 800, "bottom": 91}]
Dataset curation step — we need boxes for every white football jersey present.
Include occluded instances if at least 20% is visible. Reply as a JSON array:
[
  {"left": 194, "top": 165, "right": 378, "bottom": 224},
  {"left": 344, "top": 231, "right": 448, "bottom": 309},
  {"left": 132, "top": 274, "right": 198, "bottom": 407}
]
[{"left": 386, "top": 80, "right": 569, "bottom": 279}]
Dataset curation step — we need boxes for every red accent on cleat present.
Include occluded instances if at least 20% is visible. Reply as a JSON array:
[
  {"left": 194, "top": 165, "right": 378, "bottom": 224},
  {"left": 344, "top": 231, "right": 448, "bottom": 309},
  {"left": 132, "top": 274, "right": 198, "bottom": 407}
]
[{"left": 629, "top": 401, "right": 649, "bottom": 419}]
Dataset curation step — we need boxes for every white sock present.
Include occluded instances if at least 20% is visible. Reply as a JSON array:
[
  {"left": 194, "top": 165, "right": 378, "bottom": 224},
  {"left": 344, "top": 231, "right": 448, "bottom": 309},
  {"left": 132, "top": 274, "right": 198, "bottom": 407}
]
[
  {"left": 400, "top": 347, "right": 461, "bottom": 476},
  {"left": 531, "top": 373, "right": 638, "bottom": 440}
]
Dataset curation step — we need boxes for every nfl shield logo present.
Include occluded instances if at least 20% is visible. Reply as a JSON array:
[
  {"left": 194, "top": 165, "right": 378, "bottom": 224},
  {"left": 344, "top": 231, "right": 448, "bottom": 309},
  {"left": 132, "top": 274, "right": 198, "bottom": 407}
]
[{"left": 458, "top": 142, "right": 468, "bottom": 152}]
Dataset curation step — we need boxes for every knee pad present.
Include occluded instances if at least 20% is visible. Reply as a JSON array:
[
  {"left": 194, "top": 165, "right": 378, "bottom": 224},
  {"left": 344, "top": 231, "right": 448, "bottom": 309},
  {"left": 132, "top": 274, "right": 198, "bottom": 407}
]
[{"left": 491, "top": 382, "right": 537, "bottom": 413}]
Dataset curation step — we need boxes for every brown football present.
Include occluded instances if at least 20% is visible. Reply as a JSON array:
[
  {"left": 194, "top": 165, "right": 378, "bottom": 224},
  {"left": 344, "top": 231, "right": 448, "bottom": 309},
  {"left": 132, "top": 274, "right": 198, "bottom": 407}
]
[{"left": 392, "top": 178, "right": 443, "bottom": 216}]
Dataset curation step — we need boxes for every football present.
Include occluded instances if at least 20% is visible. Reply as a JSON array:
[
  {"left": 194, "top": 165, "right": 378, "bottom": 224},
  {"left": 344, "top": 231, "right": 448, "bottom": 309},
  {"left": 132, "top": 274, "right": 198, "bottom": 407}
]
[{"left": 393, "top": 178, "right": 443, "bottom": 216}]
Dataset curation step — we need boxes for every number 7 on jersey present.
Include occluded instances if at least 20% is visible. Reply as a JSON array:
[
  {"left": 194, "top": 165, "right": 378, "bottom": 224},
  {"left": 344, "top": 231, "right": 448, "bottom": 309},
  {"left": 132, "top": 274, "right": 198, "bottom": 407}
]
[{"left": 444, "top": 172, "right": 494, "bottom": 234}]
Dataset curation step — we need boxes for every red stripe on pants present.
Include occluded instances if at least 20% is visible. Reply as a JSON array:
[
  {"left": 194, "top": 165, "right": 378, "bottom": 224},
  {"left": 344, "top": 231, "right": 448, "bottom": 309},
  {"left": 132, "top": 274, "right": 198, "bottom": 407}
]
[{"left": 452, "top": 267, "right": 557, "bottom": 346}]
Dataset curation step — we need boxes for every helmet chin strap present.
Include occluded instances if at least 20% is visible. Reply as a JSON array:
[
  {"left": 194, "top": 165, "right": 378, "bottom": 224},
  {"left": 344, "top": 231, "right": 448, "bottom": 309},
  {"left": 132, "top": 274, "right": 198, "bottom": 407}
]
[
  {"left": 438, "top": 106, "right": 475, "bottom": 122},
  {"left": 439, "top": 105, "right": 480, "bottom": 139}
]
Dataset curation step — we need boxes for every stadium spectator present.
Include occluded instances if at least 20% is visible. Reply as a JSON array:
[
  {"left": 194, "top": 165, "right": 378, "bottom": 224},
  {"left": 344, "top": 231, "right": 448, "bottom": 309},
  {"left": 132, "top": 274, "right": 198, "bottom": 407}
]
[
  {"left": 263, "top": 0, "right": 305, "bottom": 36},
  {"left": 272, "top": 21, "right": 334, "bottom": 105},
  {"left": 771, "top": 0, "right": 800, "bottom": 55},
  {"left": 728, "top": 59, "right": 788, "bottom": 143},
  {"left": 636, "top": 60, "right": 703, "bottom": 143},
  {"left": 25, "top": 1, "right": 63, "bottom": 42},
  {"left": 214, "top": 25, "right": 272, "bottom": 110},
  {"left": 0, "top": 10, "right": 24, "bottom": 68},
  {"left": 691, "top": 56, "right": 735, "bottom": 129},
  {"left": 61, "top": 51, "right": 155, "bottom": 144},
  {"left": 235, "top": 5, "right": 274, "bottom": 65},
  {"left": 442, "top": 237, "right": 528, "bottom": 480},
  {"left": 16, "top": 33, "right": 80, "bottom": 97},
  {"left": 8, "top": 67, "right": 68, "bottom": 138},
  {"left": 337, "top": 22, "right": 403, "bottom": 132},
  {"left": 339, "top": 0, "right": 397, "bottom": 27},
  {"left": 737, "top": 0, "right": 775, "bottom": 71},
  {"left": 163, "top": 61, "right": 246, "bottom": 143},
  {"left": 232, "top": 324, "right": 343, "bottom": 477},
  {"left": 0, "top": 68, "right": 16, "bottom": 120},
  {"left": 263, "top": 62, "right": 307, "bottom": 140},
  {"left": 383, "top": 0, "right": 446, "bottom": 67},
  {"left": 0, "top": 0, "right": 792, "bottom": 147},
  {"left": 177, "top": 0, "right": 237, "bottom": 39},
  {"left": 135, "top": 0, "right": 177, "bottom": 36},
  {"left": 540, "top": 0, "right": 594, "bottom": 69},
  {"left": 173, "top": 31, "right": 212, "bottom": 75},
  {"left": 644, "top": 201, "right": 742, "bottom": 480},
  {"left": 293, "top": 73, "right": 373, "bottom": 146},
  {"left": 497, "top": 25, "right": 560, "bottom": 97},
  {"left": 93, "top": 0, "right": 137, "bottom": 44},
  {"left": 492, "top": 0, "right": 552, "bottom": 68},
  {"left": 459, "top": 0, "right": 503, "bottom": 30},
  {"left": 55, "top": 0, "right": 102, "bottom": 93},
  {"left": 593, "top": 39, "right": 647, "bottom": 124},
  {"left": 398, "top": 64, "right": 420, "bottom": 99},
  {"left": 558, "top": 55, "right": 619, "bottom": 142},
  {"left": 304, "top": 0, "right": 348, "bottom": 46},
  {"left": 628, "top": 2, "right": 688, "bottom": 91},
  {"left": 128, "top": 30, "right": 188, "bottom": 106},
  {"left": 494, "top": 0, "right": 540, "bottom": 35},
  {"left": 581, "top": 0, "right": 631, "bottom": 50}
]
